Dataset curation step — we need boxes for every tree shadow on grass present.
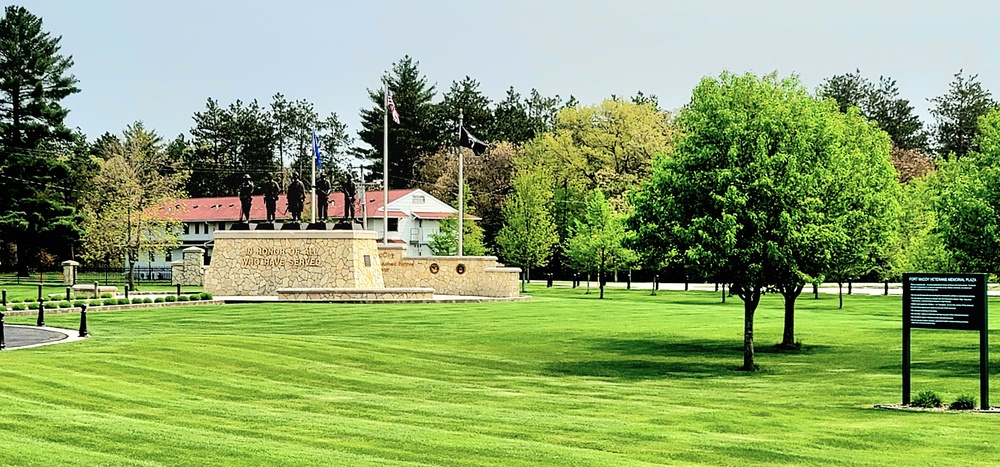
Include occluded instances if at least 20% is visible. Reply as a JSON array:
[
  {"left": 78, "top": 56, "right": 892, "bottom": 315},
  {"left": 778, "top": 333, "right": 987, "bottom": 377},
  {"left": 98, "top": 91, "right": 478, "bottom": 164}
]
[{"left": 545, "top": 338, "right": 822, "bottom": 380}]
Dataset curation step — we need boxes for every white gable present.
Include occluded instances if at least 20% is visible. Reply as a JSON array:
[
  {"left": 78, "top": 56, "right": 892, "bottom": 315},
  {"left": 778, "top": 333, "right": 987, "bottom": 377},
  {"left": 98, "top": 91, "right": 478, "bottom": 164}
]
[{"left": 388, "top": 189, "right": 457, "bottom": 215}]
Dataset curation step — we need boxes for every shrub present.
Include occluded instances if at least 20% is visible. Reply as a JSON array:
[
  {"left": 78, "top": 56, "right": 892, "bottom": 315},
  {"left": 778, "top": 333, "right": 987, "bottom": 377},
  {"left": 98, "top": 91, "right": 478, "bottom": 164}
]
[
  {"left": 102, "top": 298, "right": 118, "bottom": 306},
  {"left": 117, "top": 298, "right": 129, "bottom": 305},
  {"left": 164, "top": 295, "right": 176, "bottom": 302},
  {"left": 950, "top": 394, "right": 977, "bottom": 410},
  {"left": 143, "top": 297, "right": 153, "bottom": 304},
  {"left": 58, "top": 301, "right": 71, "bottom": 308},
  {"left": 132, "top": 297, "right": 145, "bottom": 304},
  {"left": 29, "top": 302, "right": 41, "bottom": 310},
  {"left": 200, "top": 292, "right": 213, "bottom": 300},
  {"left": 22, "top": 298, "right": 32, "bottom": 303},
  {"left": 73, "top": 300, "right": 87, "bottom": 307},
  {"left": 154, "top": 297, "right": 164, "bottom": 303},
  {"left": 100, "top": 292, "right": 113, "bottom": 299},
  {"left": 176, "top": 295, "right": 190, "bottom": 302},
  {"left": 11, "top": 303, "right": 25, "bottom": 311},
  {"left": 912, "top": 390, "right": 942, "bottom": 408}
]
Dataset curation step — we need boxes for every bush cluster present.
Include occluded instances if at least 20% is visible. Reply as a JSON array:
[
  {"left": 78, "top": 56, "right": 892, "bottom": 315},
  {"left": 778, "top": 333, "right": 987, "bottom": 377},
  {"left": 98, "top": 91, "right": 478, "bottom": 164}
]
[
  {"left": 176, "top": 295, "right": 189, "bottom": 302},
  {"left": 100, "top": 293, "right": 113, "bottom": 299},
  {"left": 164, "top": 295, "right": 176, "bottom": 303},
  {"left": 10, "top": 303, "right": 25, "bottom": 311},
  {"left": 950, "top": 394, "right": 977, "bottom": 410},
  {"left": 912, "top": 390, "right": 943, "bottom": 408},
  {"left": 58, "top": 301, "right": 71, "bottom": 308}
]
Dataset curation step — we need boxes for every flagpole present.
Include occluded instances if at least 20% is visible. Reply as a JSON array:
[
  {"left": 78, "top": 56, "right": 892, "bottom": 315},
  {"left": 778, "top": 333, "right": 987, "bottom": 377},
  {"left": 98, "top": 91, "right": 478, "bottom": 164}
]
[
  {"left": 383, "top": 81, "right": 389, "bottom": 245},
  {"left": 311, "top": 131, "right": 317, "bottom": 224},
  {"left": 458, "top": 109, "right": 464, "bottom": 257}
]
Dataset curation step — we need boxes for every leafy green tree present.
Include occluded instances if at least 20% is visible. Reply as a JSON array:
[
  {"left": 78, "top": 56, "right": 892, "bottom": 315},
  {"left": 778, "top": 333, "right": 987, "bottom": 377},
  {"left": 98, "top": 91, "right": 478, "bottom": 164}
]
[
  {"left": 497, "top": 164, "right": 559, "bottom": 292},
  {"left": 929, "top": 70, "right": 997, "bottom": 160},
  {"left": 0, "top": 5, "right": 82, "bottom": 274},
  {"left": 521, "top": 98, "right": 674, "bottom": 277},
  {"left": 817, "top": 108, "right": 902, "bottom": 310},
  {"left": 563, "top": 190, "right": 637, "bottom": 299},
  {"left": 818, "top": 70, "right": 928, "bottom": 151},
  {"left": 356, "top": 56, "right": 441, "bottom": 188},
  {"left": 934, "top": 109, "right": 1000, "bottom": 274},
  {"left": 630, "top": 72, "right": 899, "bottom": 369},
  {"left": 896, "top": 174, "right": 951, "bottom": 274},
  {"left": 80, "top": 123, "right": 188, "bottom": 289},
  {"left": 428, "top": 215, "right": 487, "bottom": 256}
]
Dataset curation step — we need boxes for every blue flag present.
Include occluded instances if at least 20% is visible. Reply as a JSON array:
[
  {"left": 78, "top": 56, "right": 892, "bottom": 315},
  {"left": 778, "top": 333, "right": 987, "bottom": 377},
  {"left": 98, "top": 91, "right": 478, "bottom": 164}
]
[{"left": 313, "top": 130, "right": 322, "bottom": 169}]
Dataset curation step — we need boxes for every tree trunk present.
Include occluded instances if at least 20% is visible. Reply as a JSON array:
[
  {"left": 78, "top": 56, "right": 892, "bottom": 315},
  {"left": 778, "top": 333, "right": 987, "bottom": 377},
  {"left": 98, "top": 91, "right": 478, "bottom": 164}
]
[
  {"left": 721, "top": 283, "right": 726, "bottom": 303},
  {"left": 740, "top": 288, "right": 761, "bottom": 371},
  {"left": 838, "top": 282, "right": 843, "bottom": 309},
  {"left": 813, "top": 283, "right": 818, "bottom": 299},
  {"left": 599, "top": 268, "right": 604, "bottom": 299},
  {"left": 780, "top": 284, "right": 804, "bottom": 348}
]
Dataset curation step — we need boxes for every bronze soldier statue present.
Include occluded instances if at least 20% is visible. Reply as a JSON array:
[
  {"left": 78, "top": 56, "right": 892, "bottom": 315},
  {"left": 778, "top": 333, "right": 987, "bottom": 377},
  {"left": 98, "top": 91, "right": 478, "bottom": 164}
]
[
  {"left": 316, "top": 172, "right": 331, "bottom": 221},
  {"left": 263, "top": 174, "right": 280, "bottom": 223},
  {"left": 238, "top": 174, "right": 254, "bottom": 222},
  {"left": 341, "top": 172, "right": 357, "bottom": 221},
  {"left": 287, "top": 172, "right": 306, "bottom": 223}
]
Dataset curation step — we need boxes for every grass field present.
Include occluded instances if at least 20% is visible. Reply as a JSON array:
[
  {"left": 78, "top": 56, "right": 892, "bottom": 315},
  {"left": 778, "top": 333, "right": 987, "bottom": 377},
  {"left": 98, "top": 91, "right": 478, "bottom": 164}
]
[{"left": 0, "top": 285, "right": 997, "bottom": 466}]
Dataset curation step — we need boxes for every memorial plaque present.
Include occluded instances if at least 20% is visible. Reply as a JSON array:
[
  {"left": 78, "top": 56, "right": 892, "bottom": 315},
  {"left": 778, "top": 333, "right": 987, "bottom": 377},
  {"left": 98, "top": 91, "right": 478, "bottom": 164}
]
[{"left": 903, "top": 273, "right": 986, "bottom": 331}]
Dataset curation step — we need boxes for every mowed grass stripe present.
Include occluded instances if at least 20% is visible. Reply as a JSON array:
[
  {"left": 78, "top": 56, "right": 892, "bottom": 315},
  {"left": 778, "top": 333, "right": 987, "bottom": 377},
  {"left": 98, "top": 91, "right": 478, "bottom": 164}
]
[{"left": 2, "top": 287, "right": 1000, "bottom": 465}]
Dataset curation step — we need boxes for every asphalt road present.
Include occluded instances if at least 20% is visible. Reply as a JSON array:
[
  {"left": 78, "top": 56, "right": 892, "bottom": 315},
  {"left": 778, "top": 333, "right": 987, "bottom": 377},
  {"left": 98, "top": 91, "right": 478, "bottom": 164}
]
[{"left": 2, "top": 325, "right": 68, "bottom": 349}]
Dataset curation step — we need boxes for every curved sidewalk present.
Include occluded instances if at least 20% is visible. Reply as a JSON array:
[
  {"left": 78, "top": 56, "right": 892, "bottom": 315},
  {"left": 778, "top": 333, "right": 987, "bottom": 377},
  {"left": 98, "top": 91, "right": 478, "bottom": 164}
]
[{"left": 2, "top": 325, "right": 85, "bottom": 350}]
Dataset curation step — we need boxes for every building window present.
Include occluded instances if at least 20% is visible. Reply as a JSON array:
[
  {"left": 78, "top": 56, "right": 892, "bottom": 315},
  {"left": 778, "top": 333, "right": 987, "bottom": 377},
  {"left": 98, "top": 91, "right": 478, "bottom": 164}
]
[
  {"left": 388, "top": 218, "right": 399, "bottom": 232},
  {"left": 184, "top": 223, "right": 190, "bottom": 235},
  {"left": 413, "top": 195, "right": 425, "bottom": 204}
]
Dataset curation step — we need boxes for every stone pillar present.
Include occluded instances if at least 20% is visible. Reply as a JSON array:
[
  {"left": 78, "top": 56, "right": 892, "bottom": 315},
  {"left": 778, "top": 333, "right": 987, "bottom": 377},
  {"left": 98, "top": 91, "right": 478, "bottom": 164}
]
[
  {"left": 61, "top": 260, "right": 80, "bottom": 286},
  {"left": 172, "top": 247, "right": 206, "bottom": 286}
]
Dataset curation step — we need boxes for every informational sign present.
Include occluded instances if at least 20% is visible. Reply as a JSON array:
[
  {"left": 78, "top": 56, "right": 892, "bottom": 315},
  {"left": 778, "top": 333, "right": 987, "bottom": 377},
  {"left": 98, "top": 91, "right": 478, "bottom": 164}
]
[
  {"left": 904, "top": 274, "right": 986, "bottom": 331},
  {"left": 901, "top": 273, "right": 989, "bottom": 410}
]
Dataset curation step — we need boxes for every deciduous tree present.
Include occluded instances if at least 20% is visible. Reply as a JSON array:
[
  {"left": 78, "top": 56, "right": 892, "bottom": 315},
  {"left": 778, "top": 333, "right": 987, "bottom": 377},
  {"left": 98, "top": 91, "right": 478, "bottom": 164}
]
[
  {"left": 496, "top": 164, "right": 559, "bottom": 291},
  {"left": 563, "top": 190, "right": 637, "bottom": 299}
]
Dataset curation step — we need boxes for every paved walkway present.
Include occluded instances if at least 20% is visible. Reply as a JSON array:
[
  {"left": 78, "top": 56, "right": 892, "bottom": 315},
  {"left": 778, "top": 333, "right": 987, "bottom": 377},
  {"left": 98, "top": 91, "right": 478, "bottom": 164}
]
[{"left": 2, "top": 325, "right": 83, "bottom": 350}]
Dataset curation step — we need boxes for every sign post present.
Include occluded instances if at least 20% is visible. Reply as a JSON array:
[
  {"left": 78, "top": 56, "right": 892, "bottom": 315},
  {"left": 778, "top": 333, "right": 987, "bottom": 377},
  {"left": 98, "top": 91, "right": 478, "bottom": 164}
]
[{"left": 902, "top": 273, "right": 989, "bottom": 409}]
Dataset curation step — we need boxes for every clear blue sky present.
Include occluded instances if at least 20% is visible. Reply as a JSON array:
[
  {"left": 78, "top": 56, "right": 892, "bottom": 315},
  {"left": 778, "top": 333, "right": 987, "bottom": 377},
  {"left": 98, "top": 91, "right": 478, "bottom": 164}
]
[{"left": 17, "top": 0, "right": 1000, "bottom": 145}]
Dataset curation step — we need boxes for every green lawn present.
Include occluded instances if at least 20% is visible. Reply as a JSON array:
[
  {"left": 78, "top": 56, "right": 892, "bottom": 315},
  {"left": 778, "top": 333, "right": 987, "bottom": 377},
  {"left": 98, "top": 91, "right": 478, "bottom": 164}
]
[{"left": 0, "top": 285, "right": 996, "bottom": 466}]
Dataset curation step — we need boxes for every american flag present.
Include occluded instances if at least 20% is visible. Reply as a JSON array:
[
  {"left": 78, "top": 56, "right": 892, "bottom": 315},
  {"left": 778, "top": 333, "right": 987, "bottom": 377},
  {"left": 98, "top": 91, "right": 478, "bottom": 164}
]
[{"left": 387, "top": 89, "right": 400, "bottom": 124}]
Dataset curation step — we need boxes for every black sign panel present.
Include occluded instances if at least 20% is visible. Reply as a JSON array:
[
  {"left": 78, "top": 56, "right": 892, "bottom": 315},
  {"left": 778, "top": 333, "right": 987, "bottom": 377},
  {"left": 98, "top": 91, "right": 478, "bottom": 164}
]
[{"left": 903, "top": 273, "right": 987, "bottom": 331}]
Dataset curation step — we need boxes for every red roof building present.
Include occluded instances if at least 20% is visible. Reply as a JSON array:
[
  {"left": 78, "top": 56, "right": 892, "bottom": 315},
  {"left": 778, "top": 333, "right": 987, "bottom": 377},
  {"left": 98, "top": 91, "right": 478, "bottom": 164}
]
[{"left": 145, "top": 188, "right": 475, "bottom": 267}]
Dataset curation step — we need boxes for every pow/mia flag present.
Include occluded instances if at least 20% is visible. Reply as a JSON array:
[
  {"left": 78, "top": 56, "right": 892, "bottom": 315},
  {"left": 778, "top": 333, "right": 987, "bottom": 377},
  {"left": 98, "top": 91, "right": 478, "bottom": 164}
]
[{"left": 459, "top": 125, "right": 488, "bottom": 156}]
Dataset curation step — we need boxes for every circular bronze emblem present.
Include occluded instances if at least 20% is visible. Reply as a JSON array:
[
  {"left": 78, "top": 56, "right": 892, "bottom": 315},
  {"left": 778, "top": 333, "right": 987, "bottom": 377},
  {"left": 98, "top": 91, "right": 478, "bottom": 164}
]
[
  {"left": 429, "top": 263, "right": 440, "bottom": 274},
  {"left": 456, "top": 263, "right": 466, "bottom": 275}
]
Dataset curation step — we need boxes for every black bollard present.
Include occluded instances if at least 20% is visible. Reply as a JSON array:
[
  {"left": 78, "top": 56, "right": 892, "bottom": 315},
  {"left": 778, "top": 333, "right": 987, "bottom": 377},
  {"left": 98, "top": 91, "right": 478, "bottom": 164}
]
[
  {"left": 37, "top": 284, "right": 43, "bottom": 301},
  {"left": 66, "top": 286, "right": 71, "bottom": 301},
  {"left": 94, "top": 281, "right": 99, "bottom": 299},
  {"left": 1, "top": 309, "right": 5, "bottom": 350},
  {"left": 125, "top": 284, "right": 129, "bottom": 300},
  {"left": 36, "top": 299, "right": 45, "bottom": 327},
  {"left": 848, "top": 281, "right": 852, "bottom": 295},
  {"left": 79, "top": 304, "right": 89, "bottom": 337},
  {"left": 2, "top": 289, "right": 5, "bottom": 307},
  {"left": 176, "top": 284, "right": 181, "bottom": 297}
]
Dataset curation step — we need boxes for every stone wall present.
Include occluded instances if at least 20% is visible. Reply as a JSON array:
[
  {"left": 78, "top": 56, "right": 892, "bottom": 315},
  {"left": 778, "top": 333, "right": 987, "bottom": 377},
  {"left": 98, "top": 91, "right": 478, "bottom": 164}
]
[
  {"left": 204, "top": 230, "right": 384, "bottom": 296},
  {"left": 378, "top": 245, "right": 521, "bottom": 298},
  {"left": 277, "top": 287, "right": 434, "bottom": 301},
  {"left": 172, "top": 247, "right": 206, "bottom": 286}
]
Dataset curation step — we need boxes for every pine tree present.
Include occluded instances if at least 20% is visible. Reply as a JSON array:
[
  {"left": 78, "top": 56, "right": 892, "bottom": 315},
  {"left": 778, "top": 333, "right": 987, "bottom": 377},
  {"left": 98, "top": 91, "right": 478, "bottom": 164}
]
[
  {"left": 0, "top": 6, "right": 82, "bottom": 274},
  {"left": 355, "top": 56, "right": 441, "bottom": 188}
]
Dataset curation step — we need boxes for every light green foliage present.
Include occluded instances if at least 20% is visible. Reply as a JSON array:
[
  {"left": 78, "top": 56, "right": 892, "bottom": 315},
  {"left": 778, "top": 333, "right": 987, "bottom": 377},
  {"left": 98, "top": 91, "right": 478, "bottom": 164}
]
[
  {"left": 428, "top": 215, "right": 487, "bottom": 256},
  {"left": 933, "top": 109, "right": 1000, "bottom": 274},
  {"left": 630, "top": 72, "right": 900, "bottom": 368},
  {"left": 497, "top": 164, "right": 559, "bottom": 291},
  {"left": 80, "top": 123, "right": 188, "bottom": 287},
  {"left": 563, "top": 191, "right": 637, "bottom": 299},
  {"left": 896, "top": 174, "right": 951, "bottom": 273}
]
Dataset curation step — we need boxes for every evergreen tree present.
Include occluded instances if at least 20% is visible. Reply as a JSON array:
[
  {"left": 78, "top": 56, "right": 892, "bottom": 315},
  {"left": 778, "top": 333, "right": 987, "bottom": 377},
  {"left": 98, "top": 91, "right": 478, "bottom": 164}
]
[
  {"left": 929, "top": 70, "right": 997, "bottom": 160},
  {"left": 818, "top": 70, "right": 928, "bottom": 151},
  {"left": 356, "top": 56, "right": 441, "bottom": 188},
  {"left": 0, "top": 6, "right": 82, "bottom": 274},
  {"left": 436, "top": 76, "right": 492, "bottom": 141}
]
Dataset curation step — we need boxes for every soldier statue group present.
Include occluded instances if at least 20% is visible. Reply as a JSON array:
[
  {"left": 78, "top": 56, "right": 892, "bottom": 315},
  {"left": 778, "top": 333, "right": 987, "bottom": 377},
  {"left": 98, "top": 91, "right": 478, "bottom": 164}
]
[{"left": 237, "top": 170, "right": 359, "bottom": 225}]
